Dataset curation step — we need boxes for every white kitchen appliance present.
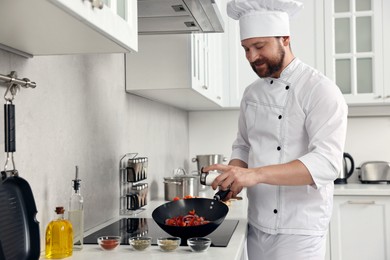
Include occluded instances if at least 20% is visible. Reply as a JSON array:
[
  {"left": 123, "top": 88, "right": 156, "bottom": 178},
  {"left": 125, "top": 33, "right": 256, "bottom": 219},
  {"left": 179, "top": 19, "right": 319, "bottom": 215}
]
[
  {"left": 358, "top": 161, "right": 390, "bottom": 184},
  {"left": 334, "top": 153, "right": 355, "bottom": 184},
  {"left": 84, "top": 218, "right": 239, "bottom": 247},
  {"left": 138, "top": 0, "right": 224, "bottom": 34}
]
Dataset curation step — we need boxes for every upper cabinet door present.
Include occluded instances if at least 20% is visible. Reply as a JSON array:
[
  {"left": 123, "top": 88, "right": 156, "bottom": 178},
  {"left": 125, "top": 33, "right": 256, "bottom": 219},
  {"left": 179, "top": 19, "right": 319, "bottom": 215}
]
[
  {"left": 191, "top": 33, "right": 224, "bottom": 106},
  {"left": 0, "top": 0, "right": 137, "bottom": 56},
  {"left": 324, "top": 0, "right": 388, "bottom": 105}
]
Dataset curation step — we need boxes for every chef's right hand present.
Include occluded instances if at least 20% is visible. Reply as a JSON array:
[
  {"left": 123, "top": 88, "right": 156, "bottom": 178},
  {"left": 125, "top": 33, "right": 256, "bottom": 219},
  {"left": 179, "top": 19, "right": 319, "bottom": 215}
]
[{"left": 203, "top": 164, "right": 245, "bottom": 200}]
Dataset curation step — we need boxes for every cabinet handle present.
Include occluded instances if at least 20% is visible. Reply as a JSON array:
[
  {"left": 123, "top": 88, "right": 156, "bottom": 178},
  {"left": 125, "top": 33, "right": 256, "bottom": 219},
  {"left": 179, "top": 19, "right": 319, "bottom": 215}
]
[
  {"left": 89, "top": 0, "right": 104, "bottom": 9},
  {"left": 347, "top": 200, "right": 375, "bottom": 204},
  {"left": 202, "top": 85, "right": 208, "bottom": 90},
  {"left": 217, "top": 96, "right": 221, "bottom": 100},
  {"left": 374, "top": 95, "right": 382, "bottom": 99}
]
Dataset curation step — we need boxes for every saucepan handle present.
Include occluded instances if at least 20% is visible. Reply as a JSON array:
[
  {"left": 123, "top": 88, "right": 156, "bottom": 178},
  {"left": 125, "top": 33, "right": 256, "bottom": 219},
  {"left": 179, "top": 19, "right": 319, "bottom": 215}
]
[
  {"left": 4, "top": 103, "right": 16, "bottom": 153},
  {"left": 213, "top": 189, "right": 230, "bottom": 201}
]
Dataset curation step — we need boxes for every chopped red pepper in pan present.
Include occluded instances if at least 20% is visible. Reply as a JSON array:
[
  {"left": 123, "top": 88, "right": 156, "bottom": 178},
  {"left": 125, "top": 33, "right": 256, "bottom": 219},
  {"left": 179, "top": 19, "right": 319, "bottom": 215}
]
[{"left": 165, "top": 210, "right": 210, "bottom": 227}]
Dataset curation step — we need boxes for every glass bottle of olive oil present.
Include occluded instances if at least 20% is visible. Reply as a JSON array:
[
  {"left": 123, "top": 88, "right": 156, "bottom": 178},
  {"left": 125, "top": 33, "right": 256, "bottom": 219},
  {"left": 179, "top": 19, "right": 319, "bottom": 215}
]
[{"left": 45, "top": 206, "right": 73, "bottom": 259}]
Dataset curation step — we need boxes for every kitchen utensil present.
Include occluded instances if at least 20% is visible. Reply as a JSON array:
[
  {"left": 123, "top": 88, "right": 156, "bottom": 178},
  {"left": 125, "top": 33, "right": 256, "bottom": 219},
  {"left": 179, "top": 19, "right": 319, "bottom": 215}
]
[
  {"left": 192, "top": 154, "right": 227, "bottom": 191},
  {"left": 164, "top": 168, "right": 199, "bottom": 201},
  {"left": 0, "top": 101, "right": 40, "bottom": 260},
  {"left": 152, "top": 189, "right": 230, "bottom": 243},
  {"left": 334, "top": 152, "right": 355, "bottom": 184},
  {"left": 358, "top": 161, "right": 390, "bottom": 184},
  {"left": 200, "top": 170, "right": 221, "bottom": 186}
]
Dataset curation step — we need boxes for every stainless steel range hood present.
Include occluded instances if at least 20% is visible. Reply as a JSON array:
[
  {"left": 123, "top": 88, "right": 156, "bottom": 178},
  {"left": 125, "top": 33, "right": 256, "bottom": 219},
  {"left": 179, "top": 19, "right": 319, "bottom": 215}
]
[{"left": 138, "top": 0, "right": 224, "bottom": 34}]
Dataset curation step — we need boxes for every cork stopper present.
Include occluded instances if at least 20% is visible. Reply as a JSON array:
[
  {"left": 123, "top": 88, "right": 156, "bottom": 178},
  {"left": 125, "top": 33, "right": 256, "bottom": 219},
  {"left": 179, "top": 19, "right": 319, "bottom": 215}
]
[{"left": 55, "top": 206, "right": 65, "bottom": 214}]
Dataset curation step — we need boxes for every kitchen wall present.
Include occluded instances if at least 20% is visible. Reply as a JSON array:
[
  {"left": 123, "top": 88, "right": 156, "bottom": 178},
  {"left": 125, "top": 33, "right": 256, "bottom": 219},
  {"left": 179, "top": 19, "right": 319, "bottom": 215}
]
[
  {"left": 0, "top": 49, "right": 189, "bottom": 244},
  {"left": 189, "top": 110, "right": 390, "bottom": 184}
]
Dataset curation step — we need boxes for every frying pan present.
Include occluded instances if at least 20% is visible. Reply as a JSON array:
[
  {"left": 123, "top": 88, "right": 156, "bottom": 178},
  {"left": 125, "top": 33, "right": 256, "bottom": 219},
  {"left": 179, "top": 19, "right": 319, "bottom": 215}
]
[
  {"left": 152, "top": 190, "right": 230, "bottom": 242},
  {"left": 0, "top": 102, "right": 40, "bottom": 260}
]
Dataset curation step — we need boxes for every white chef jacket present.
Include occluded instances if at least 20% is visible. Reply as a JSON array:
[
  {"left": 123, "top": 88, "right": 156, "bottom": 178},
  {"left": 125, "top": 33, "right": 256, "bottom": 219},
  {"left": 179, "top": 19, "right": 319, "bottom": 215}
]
[{"left": 231, "top": 58, "right": 348, "bottom": 236}]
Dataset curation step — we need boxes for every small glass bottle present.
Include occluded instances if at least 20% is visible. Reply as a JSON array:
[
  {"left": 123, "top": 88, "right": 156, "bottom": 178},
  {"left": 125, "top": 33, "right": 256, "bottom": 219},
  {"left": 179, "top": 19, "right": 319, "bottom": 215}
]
[
  {"left": 68, "top": 165, "right": 84, "bottom": 250},
  {"left": 45, "top": 206, "right": 73, "bottom": 259}
]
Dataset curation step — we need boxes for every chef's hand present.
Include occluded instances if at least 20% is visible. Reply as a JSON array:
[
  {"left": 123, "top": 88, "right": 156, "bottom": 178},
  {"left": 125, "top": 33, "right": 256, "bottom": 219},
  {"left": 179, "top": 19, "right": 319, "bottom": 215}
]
[{"left": 203, "top": 163, "right": 256, "bottom": 200}]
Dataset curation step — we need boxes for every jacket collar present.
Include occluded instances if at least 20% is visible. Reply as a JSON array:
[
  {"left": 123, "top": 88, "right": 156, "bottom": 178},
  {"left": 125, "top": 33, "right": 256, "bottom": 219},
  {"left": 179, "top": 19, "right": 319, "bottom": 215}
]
[{"left": 264, "top": 58, "right": 300, "bottom": 84}]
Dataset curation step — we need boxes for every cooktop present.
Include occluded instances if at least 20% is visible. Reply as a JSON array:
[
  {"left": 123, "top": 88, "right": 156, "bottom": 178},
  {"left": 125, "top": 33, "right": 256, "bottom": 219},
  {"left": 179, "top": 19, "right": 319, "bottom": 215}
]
[{"left": 84, "top": 218, "right": 239, "bottom": 247}]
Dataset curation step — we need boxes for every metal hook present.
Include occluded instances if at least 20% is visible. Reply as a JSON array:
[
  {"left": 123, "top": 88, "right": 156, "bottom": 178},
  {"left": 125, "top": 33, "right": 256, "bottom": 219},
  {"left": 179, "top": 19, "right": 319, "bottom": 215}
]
[
  {"left": 4, "top": 71, "right": 20, "bottom": 102},
  {"left": 3, "top": 152, "right": 16, "bottom": 172}
]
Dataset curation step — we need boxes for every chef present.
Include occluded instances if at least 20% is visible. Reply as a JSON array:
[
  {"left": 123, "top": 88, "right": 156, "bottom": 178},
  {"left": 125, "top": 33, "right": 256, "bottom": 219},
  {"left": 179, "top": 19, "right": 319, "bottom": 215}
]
[{"left": 203, "top": 0, "right": 348, "bottom": 259}]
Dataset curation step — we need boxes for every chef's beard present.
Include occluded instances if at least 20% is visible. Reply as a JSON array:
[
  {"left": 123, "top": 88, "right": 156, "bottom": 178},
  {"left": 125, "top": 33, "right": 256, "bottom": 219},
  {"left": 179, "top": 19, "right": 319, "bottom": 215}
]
[{"left": 250, "top": 43, "right": 285, "bottom": 78}]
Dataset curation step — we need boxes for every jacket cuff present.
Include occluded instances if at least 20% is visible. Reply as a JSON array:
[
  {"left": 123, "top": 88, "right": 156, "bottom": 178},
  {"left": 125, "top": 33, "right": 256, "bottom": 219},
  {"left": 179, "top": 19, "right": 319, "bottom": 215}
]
[
  {"left": 231, "top": 146, "right": 249, "bottom": 164},
  {"left": 298, "top": 153, "right": 339, "bottom": 189}
]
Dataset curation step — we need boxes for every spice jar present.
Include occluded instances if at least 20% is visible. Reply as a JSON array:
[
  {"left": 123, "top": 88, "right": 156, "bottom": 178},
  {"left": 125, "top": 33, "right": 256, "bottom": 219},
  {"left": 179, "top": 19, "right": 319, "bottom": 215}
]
[{"left": 200, "top": 170, "right": 221, "bottom": 186}]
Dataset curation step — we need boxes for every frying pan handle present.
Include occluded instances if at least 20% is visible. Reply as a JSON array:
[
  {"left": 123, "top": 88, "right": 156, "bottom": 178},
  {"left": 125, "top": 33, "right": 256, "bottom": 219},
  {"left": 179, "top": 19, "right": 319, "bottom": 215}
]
[
  {"left": 213, "top": 189, "right": 230, "bottom": 201},
  {"left": 4, "top": 104, "right": 16, "bottom": 153}
]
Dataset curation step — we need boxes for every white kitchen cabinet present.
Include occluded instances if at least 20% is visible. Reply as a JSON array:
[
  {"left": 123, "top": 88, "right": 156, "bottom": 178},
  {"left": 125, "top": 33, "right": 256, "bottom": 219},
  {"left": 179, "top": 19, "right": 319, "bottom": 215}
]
[
  {"left": 223, "top": 5, "right": 258, "bottom": 108},
  {"left": 329, "top": 195, "right": 390, "bottom": 260},
  {"left": 325, "top": 230, "right": 331, "bottom": 260},
  {"left": 224, "top": 0, "right": 324, "bottom": 108},
  {"left": 202, "top": 32, "right": 225, "bottom": 106},
  {"left": 0, "top": 0, "right": 137, "bottom": 57},
  {"left": 192, "top": 33, "right": 224, "bottom": 105},
  {"left": 324, "top": 0, "right": 390, "bottom": 105},
  {"left": 125, "top": 0, "right": 228, "bottom": 111},
  {"left": 125, "top": 32, "right": 225, "bottom": 111}
]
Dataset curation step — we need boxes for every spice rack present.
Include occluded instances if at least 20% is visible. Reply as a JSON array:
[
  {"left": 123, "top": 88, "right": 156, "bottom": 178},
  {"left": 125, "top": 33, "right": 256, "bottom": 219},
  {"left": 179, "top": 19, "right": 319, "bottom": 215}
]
[{"left": 119, "top": 153, "right": 148, "bottom": 215}]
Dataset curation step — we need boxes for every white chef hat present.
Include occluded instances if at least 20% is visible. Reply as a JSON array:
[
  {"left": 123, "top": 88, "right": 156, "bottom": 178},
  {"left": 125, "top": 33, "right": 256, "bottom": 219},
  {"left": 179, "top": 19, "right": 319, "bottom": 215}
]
[{"left": 227, "top": 0, "right": 304, "bottom": 40}]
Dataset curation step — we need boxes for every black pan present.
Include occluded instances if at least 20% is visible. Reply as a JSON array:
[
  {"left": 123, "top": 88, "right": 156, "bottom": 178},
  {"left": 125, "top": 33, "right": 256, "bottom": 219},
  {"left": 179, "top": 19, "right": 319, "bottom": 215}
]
[
  {"left": 152, "top": 190, "right": 230, "bottom": 242},
  {"left": 0, "top": 103, "right": 40, "bottom": 260}
]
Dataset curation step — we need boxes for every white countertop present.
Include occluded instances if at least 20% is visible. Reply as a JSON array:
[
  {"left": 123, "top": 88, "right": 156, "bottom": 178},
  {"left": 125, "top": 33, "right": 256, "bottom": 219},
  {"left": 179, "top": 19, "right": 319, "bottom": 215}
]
[
  {"left": 334, "top": 183, "right": 390, "bottom": 196},
  {"left": 39, "top": 199, "right": 249, "bottom": 260},
  {"left": 39, "top": 184, "right": 389, "bottom": 259}
]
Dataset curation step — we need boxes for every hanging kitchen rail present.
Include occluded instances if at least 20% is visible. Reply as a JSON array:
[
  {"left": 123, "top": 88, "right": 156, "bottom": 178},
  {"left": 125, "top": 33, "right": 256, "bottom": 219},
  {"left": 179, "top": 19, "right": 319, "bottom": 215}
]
[
  {"left": 0, "top": 71, "right": 36, "bottom": 101},
  {"left": 119, "top": 153, "right": 149, "bottom": 215},
  {"left": 0, "top": 71, "right": 36, "bottom": 89}
]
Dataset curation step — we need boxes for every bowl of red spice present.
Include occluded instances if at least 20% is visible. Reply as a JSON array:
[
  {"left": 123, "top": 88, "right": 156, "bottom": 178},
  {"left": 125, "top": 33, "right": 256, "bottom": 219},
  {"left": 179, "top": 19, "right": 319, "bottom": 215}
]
[{"left": 97, "top": 236, "right": 121, "bottom": 251}]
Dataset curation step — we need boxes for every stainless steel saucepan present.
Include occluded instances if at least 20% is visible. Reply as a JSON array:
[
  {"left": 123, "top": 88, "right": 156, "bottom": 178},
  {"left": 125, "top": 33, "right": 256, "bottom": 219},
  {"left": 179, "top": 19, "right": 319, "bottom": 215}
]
[{"left": 164, "top": 168, "right": 199, "bottom": 200}]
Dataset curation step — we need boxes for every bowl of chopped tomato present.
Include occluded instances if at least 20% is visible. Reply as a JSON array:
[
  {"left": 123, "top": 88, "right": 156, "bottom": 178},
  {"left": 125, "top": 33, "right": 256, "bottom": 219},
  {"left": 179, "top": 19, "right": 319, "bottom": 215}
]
[{"left": 152, "top": 197, "right": 229, "bottom": 243}]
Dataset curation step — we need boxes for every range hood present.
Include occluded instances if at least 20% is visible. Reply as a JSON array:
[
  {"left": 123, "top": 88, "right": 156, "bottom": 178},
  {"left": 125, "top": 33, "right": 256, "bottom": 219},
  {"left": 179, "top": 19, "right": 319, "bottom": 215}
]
[{"left": 138, "top": 0, "right": 224, "bottom": 34}]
